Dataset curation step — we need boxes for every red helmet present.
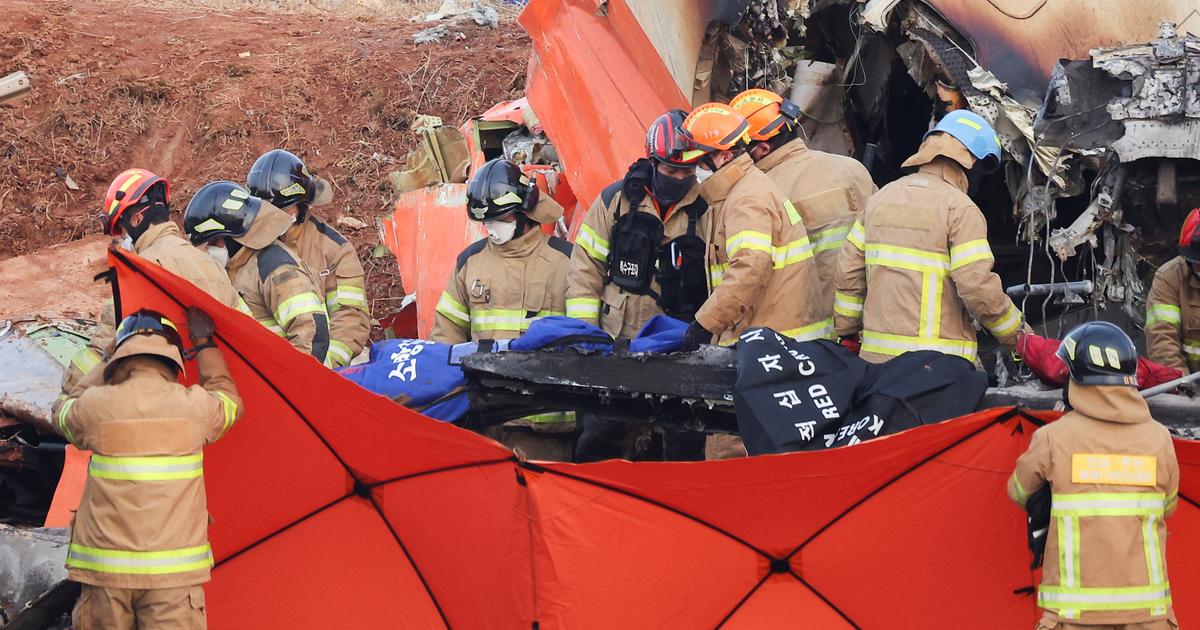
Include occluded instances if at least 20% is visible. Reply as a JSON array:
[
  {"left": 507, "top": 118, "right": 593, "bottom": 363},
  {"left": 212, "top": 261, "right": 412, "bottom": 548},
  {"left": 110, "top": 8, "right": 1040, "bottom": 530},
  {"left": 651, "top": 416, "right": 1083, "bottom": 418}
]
[
  {"left": 100, "top": 168, "right": 171, "bottom": 236},
  {"left": 645, "top": 109, "right": 700, "bottom": 168},
  {"left": 1180, "top": 207, "right": 1200, "bottom": 262}
]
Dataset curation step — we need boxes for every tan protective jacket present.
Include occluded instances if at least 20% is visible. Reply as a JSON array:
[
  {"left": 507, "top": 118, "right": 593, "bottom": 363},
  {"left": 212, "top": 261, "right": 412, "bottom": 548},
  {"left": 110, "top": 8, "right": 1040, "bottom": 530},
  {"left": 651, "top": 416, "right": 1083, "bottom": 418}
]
[
  {"left": 431, "top": 197, "right": 573, "bottom": 431},
  {"left": 566, "top": 175, "right": 706, "bottom": 337},
  {"left": 833, "top": 134, "right": 1027, "bottom": 363},
  {"left": 227, "top": 202, "right": 330, "bottom": 363},
  {"left": 1008, "top": 384, "right": 1179, "bottom": 625},
  {"left": 755, "top": 138, "right": 877, "bottom": 307},
  {"left": 50, "top": 347, "right": 242, "bottom": 590},
  {"left": 62, "top": 222, "right": 246, "bottom": 397},
  {"left": 695, "top": 153, "right": 830, "bottom": 346},
  {"left": 281, "top": 216, "right": 370, "bottom": 367},
  {"left": 1146, "top": 256, "right": 1200, "bottom": 374}
]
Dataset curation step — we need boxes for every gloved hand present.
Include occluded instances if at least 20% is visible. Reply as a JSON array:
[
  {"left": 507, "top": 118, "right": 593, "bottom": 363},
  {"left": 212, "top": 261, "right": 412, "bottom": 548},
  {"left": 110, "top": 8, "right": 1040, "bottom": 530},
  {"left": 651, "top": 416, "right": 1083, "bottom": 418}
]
[
  {"left": 1135, "top": 357, "right": 1182, "bottom": 390},
  {"left": 838, "top": 335, "right": 861, "bottom": 355},
  {"left": 1015, "top": 332, "right": 1069, "bottom": 387},
  {"left": 186, "top": 307, "right": 215, "bottom": 345},
  {"left": 681, "top": 320, "right": 712, "bottom": 352}
]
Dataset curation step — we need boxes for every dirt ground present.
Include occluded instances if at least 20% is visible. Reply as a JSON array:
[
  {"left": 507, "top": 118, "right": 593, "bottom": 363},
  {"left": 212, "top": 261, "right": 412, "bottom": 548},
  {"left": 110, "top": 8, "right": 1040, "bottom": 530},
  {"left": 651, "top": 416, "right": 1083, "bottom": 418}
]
[{"left": 0, "top": 0, "right": 529, "bottom": 322}]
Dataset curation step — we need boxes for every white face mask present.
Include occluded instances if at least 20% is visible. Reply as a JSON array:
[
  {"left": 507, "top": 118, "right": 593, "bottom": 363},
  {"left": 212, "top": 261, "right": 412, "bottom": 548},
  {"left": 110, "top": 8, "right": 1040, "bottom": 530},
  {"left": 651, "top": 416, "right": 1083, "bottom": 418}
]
[
  {"left": 695, "top": 168, "right": 714, "bottom": 184},
  {"left": 118, "top": 234, "right": 135, "bottom": 252},
  {"left": 484, "top": 219, "right": 517, "bottom": 245},
  {"left": 206, "top": 245, "right": 230, "bottom": 267}
]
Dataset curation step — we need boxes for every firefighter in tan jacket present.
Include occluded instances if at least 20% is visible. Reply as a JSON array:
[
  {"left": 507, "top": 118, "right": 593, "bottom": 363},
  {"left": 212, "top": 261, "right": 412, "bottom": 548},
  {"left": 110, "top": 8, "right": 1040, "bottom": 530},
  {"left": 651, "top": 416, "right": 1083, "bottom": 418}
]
[
  {"left": 1146, "top": 207, "right": 1200, "bottom": 374},
  {"left": 730, "top": 89, "right": 877, "bottom": 306},
  {"left": 184, "top": 181, "right": 331, "bottom": 364},
  {"left": 431, "top": 159, "right": 574, "bottom": 460},
  {"left": 834, "top": 110, "right": 1028, "bottom": 364},
  {"left": 679, "top": 103, "right": 830, "bottom": 351},
  {"left": 567, "top": 109, "right": 710, "bottom": 337},
  {"left": 1009, "top": 322, "right": 1179, "bottom": 629},
  {"left": 51, "top": 308, "right": 242, "bottom": 630},
  {"left": 247, "top": 150, "right": 371, "bottom": 367},
  {"left": 63, "top": 169, "right": 248, "bottom": 396}
]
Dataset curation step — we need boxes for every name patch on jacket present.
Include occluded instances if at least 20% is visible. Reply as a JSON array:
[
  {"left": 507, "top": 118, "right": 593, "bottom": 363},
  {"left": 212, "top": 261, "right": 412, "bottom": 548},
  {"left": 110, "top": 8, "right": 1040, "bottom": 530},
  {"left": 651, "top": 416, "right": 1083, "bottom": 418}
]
[{"left": 1071, "top": 454, "right": 1157, "bottom": 486}]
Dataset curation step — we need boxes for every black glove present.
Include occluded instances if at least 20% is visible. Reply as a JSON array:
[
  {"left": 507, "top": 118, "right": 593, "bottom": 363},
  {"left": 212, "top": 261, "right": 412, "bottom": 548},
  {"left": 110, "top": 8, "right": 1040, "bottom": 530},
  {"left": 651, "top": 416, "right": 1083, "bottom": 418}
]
[
  {"left": 681, "top": 320, "right": 712, "bottom": 352},
  {"left": 1025, "top": 485, "right": 1052, "bottom": 570},
  {"left": 186, "top": 307, "right": 215, "bottom": 345}
]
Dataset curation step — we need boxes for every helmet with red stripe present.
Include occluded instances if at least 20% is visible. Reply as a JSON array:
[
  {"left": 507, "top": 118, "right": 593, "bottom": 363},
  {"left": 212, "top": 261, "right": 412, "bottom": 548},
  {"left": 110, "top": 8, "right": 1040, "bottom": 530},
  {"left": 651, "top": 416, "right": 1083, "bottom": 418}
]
[
  {"left": 99, "top": 169, "right": 171, "bottom": 236},
  {"left": 646, "top": 109, "right": 700, "bottom": 168},
  {"left": 1180, "top": 207, "right": 1200, "bottom": 262}
]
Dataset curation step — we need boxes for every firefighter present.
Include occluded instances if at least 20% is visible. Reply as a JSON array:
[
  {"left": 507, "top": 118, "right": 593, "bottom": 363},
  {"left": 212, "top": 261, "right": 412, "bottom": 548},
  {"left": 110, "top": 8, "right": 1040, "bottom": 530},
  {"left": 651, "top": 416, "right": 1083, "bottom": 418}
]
[
  {"left": 1146, "top": 207, "right": 1200, "bottom": 374},
  {"left": 679, "top": 103, "right": 830, "bottom": 351},
  {"left": 63, "top": 169, "right": 248, "bottom": 397},
  {"left": 246, "top": 150, "right": 370, "bottom": 367},
  {"left": 431, "top": 158, "right": 575, "bottom": 460},
  {"left": 565, "top": 109, "right": 710, "bottom": 461},
  {"left": 50, "top": 308, "right": 242, "bottom": 630},
  {"left": 1009, "top": 321, "right": 1179, "bottom": 629},
  {"left": 184, "top": 181, "right": 331, "bottom": 364},
  {"left": 566, "top": 109, "right": 710, "bottom": 334},
  {"left": 833, "top": 110, "right": 1028, "bottom": 364},
  {"left": 730, "top": 89, "right": 877, "bottom": 307}
]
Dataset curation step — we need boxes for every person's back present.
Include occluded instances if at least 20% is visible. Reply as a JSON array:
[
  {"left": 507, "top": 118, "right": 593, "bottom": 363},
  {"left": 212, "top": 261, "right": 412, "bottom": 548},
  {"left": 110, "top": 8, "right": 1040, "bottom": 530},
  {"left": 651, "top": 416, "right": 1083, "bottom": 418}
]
[
  {"left": 51, "top": 309, "right": 241, "bottom": 629},
  {"left": 834, "top": 111, "right": 1026, "bottom": 363},
  {"left": 1009, "top": 322, "right": 1179, "bottom": 629}
]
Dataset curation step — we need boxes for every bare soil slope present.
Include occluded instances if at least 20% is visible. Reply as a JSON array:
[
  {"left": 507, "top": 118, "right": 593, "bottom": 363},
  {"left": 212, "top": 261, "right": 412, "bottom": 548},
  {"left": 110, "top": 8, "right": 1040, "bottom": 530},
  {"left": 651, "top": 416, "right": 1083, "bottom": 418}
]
[{"left": 1, "top": 0, "right": 529, "bottom": 317}]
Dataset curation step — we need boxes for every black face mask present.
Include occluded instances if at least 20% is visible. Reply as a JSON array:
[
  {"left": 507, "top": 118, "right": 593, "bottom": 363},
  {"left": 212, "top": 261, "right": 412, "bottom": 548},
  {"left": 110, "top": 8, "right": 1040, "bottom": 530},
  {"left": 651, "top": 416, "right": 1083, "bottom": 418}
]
[{"left": 650, "top": 169, "right": 696, "bottom": 207}]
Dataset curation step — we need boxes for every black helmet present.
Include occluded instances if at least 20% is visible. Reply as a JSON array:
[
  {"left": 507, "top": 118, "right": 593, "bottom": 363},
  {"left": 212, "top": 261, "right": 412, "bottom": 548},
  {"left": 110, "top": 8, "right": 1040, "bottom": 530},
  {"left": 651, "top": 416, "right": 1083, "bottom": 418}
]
[
  {"left": 465, "top": 158, "right": 537, "bottom": 222},
  {"left": 1055, "top": 321, "right": 1138, "bottom": 386},
  {"left": 246, "top": 149, "right": 315, "bottom": 212},
  {"left": 107, "top": 309, "right": 185, "bottom": 380},
  {"left": 183, "top": 181, "right": 262, "bottom": 245}
]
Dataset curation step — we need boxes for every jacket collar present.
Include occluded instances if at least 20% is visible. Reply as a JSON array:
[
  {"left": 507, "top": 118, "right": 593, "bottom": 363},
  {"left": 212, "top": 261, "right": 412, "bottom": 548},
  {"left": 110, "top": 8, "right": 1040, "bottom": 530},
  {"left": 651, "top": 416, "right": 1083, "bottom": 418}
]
[
  {"left": 754, "top": 138, "right": 809, "bottom": 173},
  {"left": 489, "top": 225, "right": 547, "bottom": 259},
  {"left": 107, "top": 358, "right": 178, "bottom": 385},
  {"left": 698, "top": 152, "right": 755, "bottom": 205},
  {"left": 233, "top": 201, "right": 294, "bottom": 250},
  {"left": 917, "top": 158, "right": 970, "bottom": 194},
  {"left": 134, "top": 221, "right": 181, "bottom": 251},
  {"left": 1068, "top": 383, "right": 1154, "bottom": 425}
]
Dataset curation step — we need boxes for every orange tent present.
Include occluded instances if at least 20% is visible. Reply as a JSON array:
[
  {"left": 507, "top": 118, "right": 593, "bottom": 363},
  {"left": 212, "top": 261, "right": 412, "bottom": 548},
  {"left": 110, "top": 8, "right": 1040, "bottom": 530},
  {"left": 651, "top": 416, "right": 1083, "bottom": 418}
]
[{"left": 106, "top": 249, "right": 1198, "bottom": 628}]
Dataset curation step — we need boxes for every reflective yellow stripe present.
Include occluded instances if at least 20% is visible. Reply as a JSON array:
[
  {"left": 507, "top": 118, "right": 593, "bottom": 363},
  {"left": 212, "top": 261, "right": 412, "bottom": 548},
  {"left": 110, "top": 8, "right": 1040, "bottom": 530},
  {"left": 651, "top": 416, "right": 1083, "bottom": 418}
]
[
  {"left": 918, "top": 271, "right": 943, "bottom": 338},
  {"left": 1144, "top": 514, "right": 1166, "bottom": 616},
  {"left": 865, "top": 244, "right": 949, "bottom": 274},
  {"left": 726, "top": 230, "right": 774, "bottom": 257},
  {"left": 536, "top": 310, "right": 565, "bottom": 318},
  {"left": 834, "top": 291, "right": 864, "bottom": 318},
  {"left": 70, "top": 348, "right": 101, "bottom": 375},
  {"left": 860, "top": 330, "right": 977, "bottom": 361},
  {"left": 566, "top": 297, "right": 601, "bottom": 320},
  {"left": 709, "top": 263, "right": 729, "bottom": 288},
  {"left": 256, "top": 319, "right": 286, "bottom": 336},
  {"left": 783, "top": 200, "right": 802, "bottom": 225},
  {"left": 811, "top": 225, "right": 851, "bottom": 253},
  {"left": 1147, "top": 304, "right": 1182, "bottom": 326},
  {"left": 577, "top": 224, "right": 610, "bottom": 262},
  {"left": 523, "top": 411, "right": 577, "bottom": 425},
  {"left": 327, "top": 285, "right": 367, "bottom": 310},
  {"left": 780, "top": 318, "right": 834, "bottom": 342},
  {"left": 1038, "top": 584, "right": 1171, "bottom": 613},
  {"left": 274, "top": 292, "right": 326, "bottom": 327},
  {"left": 1184, "top": 340, "right": 1200, "bottom": 359},
  {"left": 1009, "top": 473, "right": 1028, "bottom": 503},
  {"left": 1051, "top": 492, "right": 1166, "bottom": 517},
  {"left": 89, "top": 453, "right": 203, "bottom": 481},
  {"left": 326, "top": 339, "right": 353, "bottom": 367},
  {"left": 57, "top": 398, "right": 78, "bottom": 445},
  {"left": 846, "top": 220, "right": 865, "bottom": 250},
  {"left": 435, "top": 291, "right": 470, "bottom": 327},
  {"left": 235, "top": 297, "right": 253, "bottom": 316},
  {"left": 771, "top": 237, "right": 815, "bottom": 268},
  {"left": 985, "top": 303, "right": 1023, "bottom": 338},
  {"left": 949, "top": 239, "right": 995, "bottom": 270},
  {"left": 214, "top": 391, "right": 238, "bottom": 438},
  {"left": 67, "top": 543, "right": 213, "bottom": 575}
]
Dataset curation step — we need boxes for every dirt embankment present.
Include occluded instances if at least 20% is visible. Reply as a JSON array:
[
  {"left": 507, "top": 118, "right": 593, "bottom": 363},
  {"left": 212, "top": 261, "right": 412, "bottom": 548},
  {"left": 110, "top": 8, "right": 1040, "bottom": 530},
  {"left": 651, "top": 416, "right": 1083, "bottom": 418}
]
[{"left": 0, "top": 0, "right": 529, "bottom": 319}]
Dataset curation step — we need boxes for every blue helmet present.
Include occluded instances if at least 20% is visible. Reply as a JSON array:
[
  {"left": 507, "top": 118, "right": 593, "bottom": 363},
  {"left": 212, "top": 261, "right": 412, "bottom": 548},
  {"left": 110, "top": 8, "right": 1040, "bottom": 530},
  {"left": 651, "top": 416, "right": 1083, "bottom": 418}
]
[{"left": 925, "top": 110, "right": 1002, "bottom": 174}]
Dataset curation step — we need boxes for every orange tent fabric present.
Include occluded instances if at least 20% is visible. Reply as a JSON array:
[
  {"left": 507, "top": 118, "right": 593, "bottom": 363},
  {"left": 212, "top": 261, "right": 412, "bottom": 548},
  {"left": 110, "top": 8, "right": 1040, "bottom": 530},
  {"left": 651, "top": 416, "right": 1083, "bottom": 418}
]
[{"left": 107, "top": 249, "right": 1198, "bottom": 628}]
